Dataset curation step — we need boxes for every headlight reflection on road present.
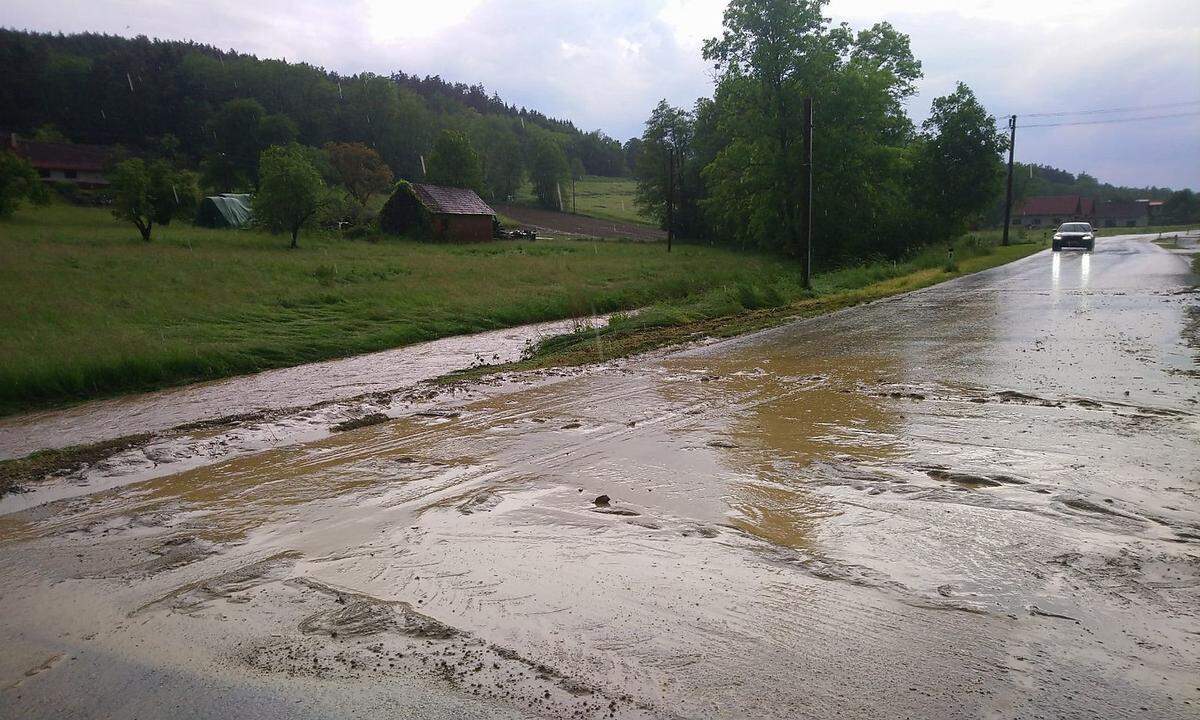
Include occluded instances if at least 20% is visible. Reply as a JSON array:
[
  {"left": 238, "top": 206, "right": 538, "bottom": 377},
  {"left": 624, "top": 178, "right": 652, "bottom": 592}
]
[
  {"left": 1051, "top": 252, "right": 1061, "bottom": 292},
  {"left": 1080, "top": 252, "right": 1091, "bottom": 288}
]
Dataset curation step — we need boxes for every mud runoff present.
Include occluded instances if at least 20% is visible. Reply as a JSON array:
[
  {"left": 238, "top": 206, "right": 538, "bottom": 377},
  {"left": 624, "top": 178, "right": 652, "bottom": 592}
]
[{"left": 1, "top": 234, "right": 1197, "bottom": 719}]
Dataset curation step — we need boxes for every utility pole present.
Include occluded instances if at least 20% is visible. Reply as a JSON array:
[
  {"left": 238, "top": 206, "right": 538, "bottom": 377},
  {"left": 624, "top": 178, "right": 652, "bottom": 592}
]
[
  {"left": 666, "top": 145, "right": 675, "bottom": 253},
  {"left": 802, "top": 97, "right": 814, "bottom": 288},
  {"left": 1002, "top": 115, "right": 1016, "bottom": 246}
]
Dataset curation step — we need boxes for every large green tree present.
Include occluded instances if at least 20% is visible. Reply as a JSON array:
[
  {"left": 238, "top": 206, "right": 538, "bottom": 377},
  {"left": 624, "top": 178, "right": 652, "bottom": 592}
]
[
  {"left": 324, "top": 141, "right": 393, "bottom": 207},
  {"left": 528, "top": 134, "right": 570, "bottom": 210},
  {"left": 634, "top": 100, "right": 694, "bottom": 231},
  {"left": 255, "top": 144, "right": 326, "bottom": 248},
  {"left": 110, "top": 158, "right": 199, "bottom": 241},
  {"left": 202, "top": 98, "right": 298, "bottom": 190},
  {"left": 426, "top": 129, "right": 484, "bottom": 191},
  {"left": 699, "top": 0, "right": 928, "bottom": 264},
  {"left": 911, "top": 83, "right": 1006, "bottom": 237}
]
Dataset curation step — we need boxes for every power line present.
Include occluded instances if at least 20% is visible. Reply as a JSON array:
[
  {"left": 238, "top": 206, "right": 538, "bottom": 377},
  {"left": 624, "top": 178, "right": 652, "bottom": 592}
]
[
  {"left": 1013, "top": 110, "right": 1200, "bottom": 128},
  {"left": 1022, "top": 99, "right": 1200, "bottom": 118}
]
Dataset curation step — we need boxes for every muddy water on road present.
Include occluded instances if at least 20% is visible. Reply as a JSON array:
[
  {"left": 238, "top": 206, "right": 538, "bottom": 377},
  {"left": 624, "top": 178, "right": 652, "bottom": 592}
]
[
  {"left": 1, "top": 235, "right": 1197, "bottom": 719},
  {"left": 0, "top": 314, "right": 611, "bottom": 460}
]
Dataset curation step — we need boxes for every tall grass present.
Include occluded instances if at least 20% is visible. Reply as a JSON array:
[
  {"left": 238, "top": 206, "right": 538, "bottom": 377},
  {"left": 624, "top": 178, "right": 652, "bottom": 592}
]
[
  {"left": 537, "top": 232, "right": 1038, "bottom": 358},
  {"left": 0, "top": 202, "right": 799, "bottom": 413}
]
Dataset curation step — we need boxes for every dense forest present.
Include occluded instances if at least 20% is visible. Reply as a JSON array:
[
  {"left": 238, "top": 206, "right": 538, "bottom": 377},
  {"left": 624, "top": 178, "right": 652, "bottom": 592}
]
[{"left": 0, "top": 28, "right": 629, "bottom": 200}]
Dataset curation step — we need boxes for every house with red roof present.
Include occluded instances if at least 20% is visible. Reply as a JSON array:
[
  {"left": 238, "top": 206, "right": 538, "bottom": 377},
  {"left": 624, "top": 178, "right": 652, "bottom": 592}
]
[
  {"left": 5, "top": 133, "right": 112, "bottom": 188},
  {"left": 1016, "top": 195, "right": 1094, "bottom": 228},
  {"left": 1094, "top": 200, "right": 1150, "bottom": 228}
]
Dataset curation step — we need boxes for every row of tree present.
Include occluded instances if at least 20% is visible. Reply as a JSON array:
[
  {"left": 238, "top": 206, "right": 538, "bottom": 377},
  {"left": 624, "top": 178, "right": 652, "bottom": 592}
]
[
  {"left": 0, "top": 29, "right": 626, "bottom": 201},
  {"left": 631, "top": 0, "right": 1010, "bottom": 271}
]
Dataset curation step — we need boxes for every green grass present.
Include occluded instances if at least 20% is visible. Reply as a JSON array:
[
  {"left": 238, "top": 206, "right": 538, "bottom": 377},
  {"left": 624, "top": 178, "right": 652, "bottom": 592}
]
[
  {"left": 446, "top": 235, "right": 1042, "bottom": 379},
  {"left": 513, "top": 176, "right": 652, "bottom": 226},
  {"left": 0, "top": 202, "right": 803, "bottom": 414}
]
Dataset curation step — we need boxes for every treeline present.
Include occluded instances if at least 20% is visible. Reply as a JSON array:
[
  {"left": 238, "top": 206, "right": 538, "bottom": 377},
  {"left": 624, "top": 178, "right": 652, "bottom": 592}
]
[
  {"left": 998, "top": 162, "right": 1198, "bottom": 225},
  {"left": 1012, "top": 163, "right": 1175, "bottom": 204},
  {"left": 0, "top": 28, "right": 628, "bottom": 199},
  {"left": 626, "top": 0, "right": 1196, "bottom": 268},
  {"left": 628, "top": 0, "right": 1009, "bottom": 272}
]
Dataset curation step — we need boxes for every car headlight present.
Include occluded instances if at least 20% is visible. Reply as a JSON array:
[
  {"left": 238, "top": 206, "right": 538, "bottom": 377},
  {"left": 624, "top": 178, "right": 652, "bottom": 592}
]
[
  {"left": 1054, "top": 234, "right": 1062, "bottom": 239},
  {"left": 1083, "top": 234, "right": 1093, "bottom": 240}
]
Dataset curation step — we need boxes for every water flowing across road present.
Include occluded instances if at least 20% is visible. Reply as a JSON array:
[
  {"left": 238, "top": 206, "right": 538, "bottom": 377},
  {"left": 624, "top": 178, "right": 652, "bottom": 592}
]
[{"left": 1, "top": 234, "right": 1197, "bottom": 719}]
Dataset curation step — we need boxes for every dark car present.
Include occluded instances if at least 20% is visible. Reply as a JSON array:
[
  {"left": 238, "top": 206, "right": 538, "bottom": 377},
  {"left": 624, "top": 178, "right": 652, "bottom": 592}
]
[{"left": 1052, "top": 222, "right": 1096, "bottom": 252}]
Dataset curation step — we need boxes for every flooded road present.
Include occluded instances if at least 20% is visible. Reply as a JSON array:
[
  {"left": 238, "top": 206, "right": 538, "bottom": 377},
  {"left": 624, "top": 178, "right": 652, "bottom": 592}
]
[{"left": 1, "top": 234, "right": 1197, "bottom": 719}]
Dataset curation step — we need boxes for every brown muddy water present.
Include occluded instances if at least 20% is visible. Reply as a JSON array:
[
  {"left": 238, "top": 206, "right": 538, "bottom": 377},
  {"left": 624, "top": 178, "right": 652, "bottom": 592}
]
[{"left": 1, "top": 234, "right": 1197, "bottom": 719}]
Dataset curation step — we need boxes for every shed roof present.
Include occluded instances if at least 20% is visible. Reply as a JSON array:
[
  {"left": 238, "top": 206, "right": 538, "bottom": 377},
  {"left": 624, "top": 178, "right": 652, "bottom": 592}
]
[
  {"left": 411, "top": 183, "right": 495, "bottom": 216},
  {"left": 13, "top": 140, "right": 111, "bottom": 172},
  {"left": 1018, "top": 195, "right": 1085, "bottom": 216}
]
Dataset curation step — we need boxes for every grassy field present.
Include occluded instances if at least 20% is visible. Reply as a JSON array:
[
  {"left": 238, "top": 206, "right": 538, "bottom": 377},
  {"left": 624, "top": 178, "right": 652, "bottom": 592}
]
[
  {"left": 446, "top": 234, "right": 1042, "bottom": 377},
  {"left": 513, "top": 176, "right": 651, "bottom": 226},
  {"left": 0, "top": 202, "right": 803, "bottom": 414}
]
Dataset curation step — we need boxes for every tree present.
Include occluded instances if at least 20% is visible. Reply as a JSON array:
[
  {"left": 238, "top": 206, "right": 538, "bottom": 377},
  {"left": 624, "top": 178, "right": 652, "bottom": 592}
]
[
  {"left": 110, "top": 158, "right": 198, "bottom": 241},
  {"left": 698, "top": 0, "right": 929, "bottom": 263},
  {"left": 634, "top": 100, "right": 694, "bottom": 229},
  {"left": 324, "top": 142, "right": 393, "bottom": 207},
  {"left": 0, "top": 152, "right": 49, "bottom": 218},
  {"left": 622, "top": 138, "right": 644, "bottom": 177},
  {"left": 529, "top": 134, "right": 569, "bottom": 209},
  {"left": 703, "top": 0, "right": 830, "bottom": 264},
  {"left": 255, "top": 144, "right": 326, "bottom": 248},
  {"left": 1160, "top": 189, "right": 1200, "bottom": 225},
  {"left": 203, "top": 99, "right": 299, "bottom": 190},
  {"left": 469, "top": 117, "right": 525, "bottom": 201},
  {"left": 426, "top": 129, "right": 483, "bottom": 191},
  {"left": 912, "top": 83, "right": 1006, "bottom": 236}
]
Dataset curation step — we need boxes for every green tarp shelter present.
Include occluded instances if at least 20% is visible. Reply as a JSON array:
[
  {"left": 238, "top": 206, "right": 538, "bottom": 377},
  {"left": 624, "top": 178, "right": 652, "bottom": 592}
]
[{"left": 196, "top": 193, "right": 253, "bottom": 228}]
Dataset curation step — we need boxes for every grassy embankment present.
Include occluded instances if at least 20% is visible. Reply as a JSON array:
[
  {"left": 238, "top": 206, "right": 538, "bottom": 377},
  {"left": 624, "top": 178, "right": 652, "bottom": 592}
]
[
  {"left": 513, "top": 176, "right": 652, "bottom": 226},
  {"left": 0, "top": 202, "right": 1042, "bottom": 420},
  {"left": 0, "top": 202, "right": 813, "bottom": 414},
  {"left": 448, "top": 233, "right": 1041, "bottom": 378}
]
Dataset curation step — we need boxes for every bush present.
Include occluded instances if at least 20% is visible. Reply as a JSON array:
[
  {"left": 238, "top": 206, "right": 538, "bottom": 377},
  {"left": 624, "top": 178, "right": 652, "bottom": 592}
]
[{"left": 0, "top": 151, "right": 49, "bottom": 218}]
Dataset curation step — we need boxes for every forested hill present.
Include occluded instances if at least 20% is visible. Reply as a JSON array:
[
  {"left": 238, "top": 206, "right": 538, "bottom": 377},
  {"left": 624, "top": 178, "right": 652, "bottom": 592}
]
[
  {"left": 0, "top": 29, "right": 630, "bottom": 190},
  {"left": 1013, "top": 163, "right": 1175, "bottom": 203}
]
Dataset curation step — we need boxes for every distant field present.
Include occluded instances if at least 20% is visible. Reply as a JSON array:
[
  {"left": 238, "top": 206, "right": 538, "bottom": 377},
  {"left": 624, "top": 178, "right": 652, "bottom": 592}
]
[
  {"left": 513, "top": 176, "right": 653, "bottom": 226},
  {"left": 0, "top": 202, "right": 795, "bottom": 413}
]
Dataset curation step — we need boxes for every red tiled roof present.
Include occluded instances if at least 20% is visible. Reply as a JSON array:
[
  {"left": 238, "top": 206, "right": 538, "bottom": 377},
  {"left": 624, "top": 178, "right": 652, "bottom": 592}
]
[
  {"left": 12, "top": 140, "right": 111, "bottom": 172},
  {"left": 411, "top": 183, "right": 495, "bottom": 216},
  {"left": 1094, "top": 200, "right": 1147, "bottom": 219},
  {"left": 1018, "top": 195, "right": 1084, "bottom": 216}
]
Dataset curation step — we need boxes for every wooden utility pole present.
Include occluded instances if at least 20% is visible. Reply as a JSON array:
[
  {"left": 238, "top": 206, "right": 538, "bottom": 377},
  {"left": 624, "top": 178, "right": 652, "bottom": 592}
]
[
  {"left": 666, "top": 145, "right": 675, "bottom": 253},
  {"left": 801, "top": 97, "right": 814, "bottom": 288},
  {"left": 1002, "top": 115, "right": 1016, "bottom": 246}
]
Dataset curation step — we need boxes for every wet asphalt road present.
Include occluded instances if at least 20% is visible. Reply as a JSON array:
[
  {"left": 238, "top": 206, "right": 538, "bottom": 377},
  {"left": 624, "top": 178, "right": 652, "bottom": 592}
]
[{"left": 0, "top": 234, "right": 1196, "bottom": 719}]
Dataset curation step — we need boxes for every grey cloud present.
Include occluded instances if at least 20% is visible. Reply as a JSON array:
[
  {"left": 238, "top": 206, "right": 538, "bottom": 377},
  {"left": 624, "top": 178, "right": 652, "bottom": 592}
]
[{"left": 5, "top": 0, "right": 1197, "bottom": 187}]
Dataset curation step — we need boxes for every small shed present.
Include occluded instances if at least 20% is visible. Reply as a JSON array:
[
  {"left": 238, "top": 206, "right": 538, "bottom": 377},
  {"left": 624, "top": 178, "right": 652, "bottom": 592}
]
[
  {"left": 196, "top": 194, "right": 254, "bottom": 228},
  {"left": 380, "top": 182, "right": 496, "bottom": 243}
]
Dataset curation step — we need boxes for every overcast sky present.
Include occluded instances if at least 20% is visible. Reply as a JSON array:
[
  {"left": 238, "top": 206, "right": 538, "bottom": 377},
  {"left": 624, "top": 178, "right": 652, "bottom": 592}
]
[{"left": 7, "top": 0, "right": 1199, "bottom": 188}]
